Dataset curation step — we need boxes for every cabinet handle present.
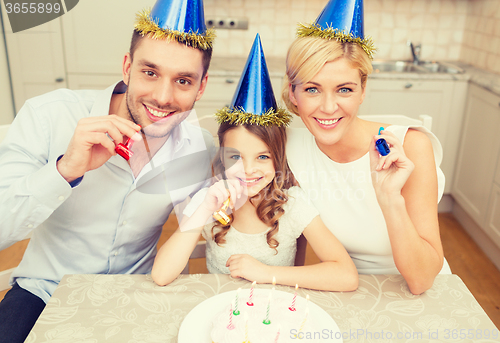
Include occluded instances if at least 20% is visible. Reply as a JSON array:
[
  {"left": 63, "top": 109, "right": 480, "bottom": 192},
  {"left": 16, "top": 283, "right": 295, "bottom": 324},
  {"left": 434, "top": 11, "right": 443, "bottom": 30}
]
[
  {"left": 55, "top": 77, "right": 65, "bottom": 83},
  {"left": 225, "top": 79, "right": 234, "bottom": 84},
  {"left": 404, "top": 83, "right": 413, "bottom": 89}
]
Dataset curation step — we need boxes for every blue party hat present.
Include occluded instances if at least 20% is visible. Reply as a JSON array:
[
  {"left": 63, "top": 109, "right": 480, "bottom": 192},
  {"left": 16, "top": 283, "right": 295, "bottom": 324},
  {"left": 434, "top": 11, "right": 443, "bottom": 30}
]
[
  {"left": 215, "top": 34, "right": 291, "bottom": 127},
  {"left": 135, "top": 0, "right": 215, "bottom": 50},
  {"left": 297, "top": 0, "right": 375, "bottom": 59}
]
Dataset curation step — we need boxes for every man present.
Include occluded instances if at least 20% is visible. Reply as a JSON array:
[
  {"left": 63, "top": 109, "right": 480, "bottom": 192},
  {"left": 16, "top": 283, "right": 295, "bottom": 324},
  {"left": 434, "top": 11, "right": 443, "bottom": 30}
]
[{"left": 0, "top": 0, "right": 215, "bottom": 341}]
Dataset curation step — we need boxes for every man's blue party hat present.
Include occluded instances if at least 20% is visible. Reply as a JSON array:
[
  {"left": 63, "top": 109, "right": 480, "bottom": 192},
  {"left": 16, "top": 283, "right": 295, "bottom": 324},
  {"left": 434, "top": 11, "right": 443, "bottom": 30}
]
[
  {"left": 215, "top": 34, "right": 291, "bottom": 127},
  {"left": 297, "top": 0, "right": 375, "bottom": 59},
  {"left": 135, "top": 0, "right": 215, "bottom": 50}
]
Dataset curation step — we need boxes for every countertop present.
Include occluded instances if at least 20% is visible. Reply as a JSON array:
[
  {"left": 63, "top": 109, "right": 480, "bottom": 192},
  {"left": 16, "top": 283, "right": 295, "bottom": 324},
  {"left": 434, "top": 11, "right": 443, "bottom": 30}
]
[{"left": 208, "top": 56, "right": 500, "bottom": 97}]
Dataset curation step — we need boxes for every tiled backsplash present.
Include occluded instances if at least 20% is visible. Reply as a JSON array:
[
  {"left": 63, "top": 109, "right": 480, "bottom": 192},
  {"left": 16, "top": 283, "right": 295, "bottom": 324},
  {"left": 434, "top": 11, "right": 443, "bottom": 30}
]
[
  {"left": 204, "top": 0, "right": 500, "bottom": 74},
  {"left": 461, "top": 0, "right": 500, "bottom": 74}
]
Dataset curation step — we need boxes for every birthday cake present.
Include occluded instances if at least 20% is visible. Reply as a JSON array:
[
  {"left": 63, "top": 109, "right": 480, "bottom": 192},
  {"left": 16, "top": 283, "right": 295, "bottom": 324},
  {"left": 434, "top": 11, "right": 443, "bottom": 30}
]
[{"left": 210, "top": 288, "right": 317, "bottom": 343}]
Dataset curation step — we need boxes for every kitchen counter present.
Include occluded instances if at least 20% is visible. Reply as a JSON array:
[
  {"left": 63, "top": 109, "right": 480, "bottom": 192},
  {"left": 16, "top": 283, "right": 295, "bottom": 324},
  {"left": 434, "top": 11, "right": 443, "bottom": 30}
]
[{"left": 208, "top": 57, "right": 500, "bottom": 97}]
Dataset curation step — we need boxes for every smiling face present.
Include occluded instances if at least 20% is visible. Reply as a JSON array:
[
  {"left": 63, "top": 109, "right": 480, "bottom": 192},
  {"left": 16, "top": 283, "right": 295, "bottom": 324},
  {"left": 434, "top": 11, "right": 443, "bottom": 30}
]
[
  {"left": 221, "top": 126, "right": 276, "bottom": 198},
  {"left": 289, "top": 57, "right": 366, "bottom": 149},
  {"left": 122, "top": 37, "right": 208, "bottom": 138}
]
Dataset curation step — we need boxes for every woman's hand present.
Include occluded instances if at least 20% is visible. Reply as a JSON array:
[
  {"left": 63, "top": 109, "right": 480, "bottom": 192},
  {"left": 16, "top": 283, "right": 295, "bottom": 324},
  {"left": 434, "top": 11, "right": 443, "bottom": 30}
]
[
  {"left": 226, "top": 254, "right": 271, "bottom": 283},
  {"left": 369, "top": 130, "right": 415, "bottom": 196}
]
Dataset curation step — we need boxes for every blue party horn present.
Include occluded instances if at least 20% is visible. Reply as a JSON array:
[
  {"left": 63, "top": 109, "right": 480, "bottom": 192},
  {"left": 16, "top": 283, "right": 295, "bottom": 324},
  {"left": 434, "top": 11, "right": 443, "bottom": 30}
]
[{"left": 375, "top": 127, "right": 390, "bottom": 156}]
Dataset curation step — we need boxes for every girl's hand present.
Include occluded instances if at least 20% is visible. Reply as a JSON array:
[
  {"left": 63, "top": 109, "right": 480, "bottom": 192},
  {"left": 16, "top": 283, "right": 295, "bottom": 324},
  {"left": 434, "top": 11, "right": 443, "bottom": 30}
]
[
  {"left": 369, "top": 130, "right": 415, "bottom": 196},
  {"left": 226, "top": 254, "right": 270, "bottom": 283},
  {"left": 201, "top": 179, "right": 246, "bottom": 213}
]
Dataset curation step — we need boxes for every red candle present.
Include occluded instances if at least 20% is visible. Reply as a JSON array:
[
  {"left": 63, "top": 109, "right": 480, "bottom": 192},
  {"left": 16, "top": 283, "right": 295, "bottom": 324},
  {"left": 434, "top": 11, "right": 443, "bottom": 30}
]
[
  {"left": 289, "top": 284, "right": 298, "bottom": 311},
  {"left": 227, "top": 300, "right": 235, "bottom": 330},
  {"left": 247, "top": 281, "right": 256, "bottom": 306}
]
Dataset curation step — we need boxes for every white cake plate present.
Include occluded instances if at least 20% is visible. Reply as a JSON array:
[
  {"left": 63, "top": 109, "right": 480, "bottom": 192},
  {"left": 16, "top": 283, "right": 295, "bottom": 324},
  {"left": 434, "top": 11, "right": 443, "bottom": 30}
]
[{"left": 178, "top": 288, "right": 343, "bottom": 342}]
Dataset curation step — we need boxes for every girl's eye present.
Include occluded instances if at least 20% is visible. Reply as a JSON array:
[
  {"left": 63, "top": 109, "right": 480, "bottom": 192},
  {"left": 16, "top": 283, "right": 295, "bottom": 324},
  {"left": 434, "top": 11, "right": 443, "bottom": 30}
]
[
  {"left": 229, "top": 155, "right": 241, "bottom": 160},
  {"left": 305, "top": 87, "right": 318, "bottom": 94},
  {"left": 258, "top": 155, "right": 270, "bottom": 160}
]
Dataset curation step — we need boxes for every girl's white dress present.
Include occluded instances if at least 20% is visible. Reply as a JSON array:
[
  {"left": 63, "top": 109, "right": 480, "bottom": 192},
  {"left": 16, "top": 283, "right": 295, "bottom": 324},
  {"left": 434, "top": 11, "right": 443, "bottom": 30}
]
[{"left": 183, "top": 186, "right": 319, "bottom": 274}]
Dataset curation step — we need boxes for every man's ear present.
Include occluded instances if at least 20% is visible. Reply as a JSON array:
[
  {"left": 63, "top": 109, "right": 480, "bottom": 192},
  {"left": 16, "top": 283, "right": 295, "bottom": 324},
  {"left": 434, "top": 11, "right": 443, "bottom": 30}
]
[
  {"left": 288, "top": 83, "right": 298, "bottom": 106},
  {"left": 122, "top": 53, "right": 132, "bottom": 86},
  {"left": 195, "top": 72, "right": 209, "bottom": 102}
]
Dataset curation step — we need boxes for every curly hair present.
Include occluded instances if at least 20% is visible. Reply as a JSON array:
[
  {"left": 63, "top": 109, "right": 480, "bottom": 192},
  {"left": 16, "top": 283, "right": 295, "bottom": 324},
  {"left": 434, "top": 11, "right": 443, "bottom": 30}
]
[{"left": 211, "top": 122, "right": 296, "bottom": 253}]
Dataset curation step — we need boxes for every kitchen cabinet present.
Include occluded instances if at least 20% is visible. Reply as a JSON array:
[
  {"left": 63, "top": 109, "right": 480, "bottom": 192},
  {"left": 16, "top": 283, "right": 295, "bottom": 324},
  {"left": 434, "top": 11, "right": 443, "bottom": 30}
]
[
  {"left": 452, "top": 83, "right": 500, "bottom": 250},
  {"left": 1, "top": 6, "right": 67, "bottom": 113},
  {"left": 361, "top": 78, "right": 468, "bottom": 194}
]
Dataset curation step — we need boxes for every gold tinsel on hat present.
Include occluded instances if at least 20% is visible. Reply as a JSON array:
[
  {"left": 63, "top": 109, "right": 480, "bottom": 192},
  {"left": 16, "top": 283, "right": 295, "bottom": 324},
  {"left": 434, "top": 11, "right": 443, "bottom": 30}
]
[
  {"left": 135, "top": 9, "right": 216, "bottom": 50},
  {"left": 297, "top": 22, "right": 376, "bottom": 59},
  {"left": 215, "top": 107, "right": 292, "bottom": 127}
]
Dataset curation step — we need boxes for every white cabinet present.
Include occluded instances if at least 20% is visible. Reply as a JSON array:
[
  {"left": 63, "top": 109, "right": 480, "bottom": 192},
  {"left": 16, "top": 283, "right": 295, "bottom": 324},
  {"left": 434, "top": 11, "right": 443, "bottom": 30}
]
[
  {"left": 1, "top": 5, "right": 67, "bottom": 112},
  {"left": 361, "top": 78, "right": 468, "bottom": 194},
  {"left": 452, "top": 83, "right": 500, "bottom": 249},
  {"left": 61, "top": 0, "right": 154, "bottom": 76}
]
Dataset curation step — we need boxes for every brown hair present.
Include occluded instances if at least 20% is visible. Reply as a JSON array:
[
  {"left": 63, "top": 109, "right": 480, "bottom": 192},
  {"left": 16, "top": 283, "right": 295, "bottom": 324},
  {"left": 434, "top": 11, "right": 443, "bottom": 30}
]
[
  {"left": 129, "top": 30, "right": 212, "bottom": 78},
  {"left": 282, "top": 36, "right": 373, "bottom": 116},
  {"left": 211, "top": 123, "right": 296, "bottom": 253}
]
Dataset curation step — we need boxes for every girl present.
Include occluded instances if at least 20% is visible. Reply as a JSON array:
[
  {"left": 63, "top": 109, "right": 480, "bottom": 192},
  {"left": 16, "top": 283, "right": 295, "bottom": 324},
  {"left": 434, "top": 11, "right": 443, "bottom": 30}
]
[
  {"left": 151, "top": 34, "right": 358, "bottom": 292},
  {"left": 151, "top": 121, "right": 358, "bottom": 291}
]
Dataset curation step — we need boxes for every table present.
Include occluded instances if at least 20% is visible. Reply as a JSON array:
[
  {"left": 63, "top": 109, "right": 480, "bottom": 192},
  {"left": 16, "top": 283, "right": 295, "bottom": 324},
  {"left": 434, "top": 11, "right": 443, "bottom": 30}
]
[{"left": 26, "top": 274, "right": 498, "bottom": 342}]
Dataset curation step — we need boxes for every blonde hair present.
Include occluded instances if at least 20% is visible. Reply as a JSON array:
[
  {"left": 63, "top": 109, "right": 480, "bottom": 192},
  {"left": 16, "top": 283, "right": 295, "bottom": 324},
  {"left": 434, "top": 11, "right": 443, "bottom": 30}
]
[{"left": 281, "top": 36, "right": 373, "bottom": 116}]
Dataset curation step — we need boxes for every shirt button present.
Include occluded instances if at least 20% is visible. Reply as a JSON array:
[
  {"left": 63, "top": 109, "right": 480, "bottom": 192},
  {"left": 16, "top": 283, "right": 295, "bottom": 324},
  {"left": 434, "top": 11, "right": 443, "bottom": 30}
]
[
  {"left": 27, "top": 224, "right": 33, "bottom": 229},
  {"left": 58, "top": 196, "right": 65, "bottom": 201},
  {"left": 114, "top": 251, "right": 118, "bottom": 256},
  {"left": 122, "top": 220, "right": 127, "bottom": 226}
]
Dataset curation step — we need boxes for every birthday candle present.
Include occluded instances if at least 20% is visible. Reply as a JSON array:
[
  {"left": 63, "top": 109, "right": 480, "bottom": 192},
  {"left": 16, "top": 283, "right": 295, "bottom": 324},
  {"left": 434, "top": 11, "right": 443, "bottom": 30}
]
[
  {"left": 299, "top": 307, "right": 309, "bottom": 332},
  {"left": 289, "top": 284, "right": 298, "bottom": 311},
  {"left": 247, "top": 281, "right": 256, "bottom": 306},
  {"left": 227, "top": 300, "right": 235, "bottom": 330},
  {"left": 244, "top": 314, "right": 249, "bottom": 341},
  {"left": 271, "top": 276, "right": 276, "bottom": 298},
  {"left": 274, "top": 326, "right": 281, "bottom": 343},
  {"left": 233, "top": 288, "right": 241, "bottom": 315},
  {"left": 263, "top": 292, "right": 272, "bottom": 325}
]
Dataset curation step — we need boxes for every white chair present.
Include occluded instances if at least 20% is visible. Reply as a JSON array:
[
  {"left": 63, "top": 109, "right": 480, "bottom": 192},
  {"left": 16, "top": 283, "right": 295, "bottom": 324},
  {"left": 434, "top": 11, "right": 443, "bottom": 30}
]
[
  {"left": 0, "top": 125, "right": 14, "bottom": 292},
  {"left": 0, "top": 124, "right": 11, "bottom": 143},
  {"left": 358, "top": 114, "right": 432, "bottom": 131}
]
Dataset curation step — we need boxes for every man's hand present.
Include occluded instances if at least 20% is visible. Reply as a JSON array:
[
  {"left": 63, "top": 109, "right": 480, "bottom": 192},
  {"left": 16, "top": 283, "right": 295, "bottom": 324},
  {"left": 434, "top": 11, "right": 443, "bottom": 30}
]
[{"left": 57, "top": 115, "right": 141, "bottom": 182}]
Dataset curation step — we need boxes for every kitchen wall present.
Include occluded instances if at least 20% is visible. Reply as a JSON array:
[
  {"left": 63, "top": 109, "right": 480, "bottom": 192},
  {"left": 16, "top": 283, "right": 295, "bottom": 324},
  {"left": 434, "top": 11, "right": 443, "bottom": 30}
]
[
  {"left": 461, "top": 0, "right": 500, "bottom": 74},
  {"left": 204, "top": 0, "right": 471, "bottom": 63}
]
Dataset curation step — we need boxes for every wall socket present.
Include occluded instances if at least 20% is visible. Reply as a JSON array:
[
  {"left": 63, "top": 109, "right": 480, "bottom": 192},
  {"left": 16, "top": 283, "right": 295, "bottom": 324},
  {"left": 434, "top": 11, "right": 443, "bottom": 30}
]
[{"left": 206, "top": 17, "right": 249, "bottom": 30}]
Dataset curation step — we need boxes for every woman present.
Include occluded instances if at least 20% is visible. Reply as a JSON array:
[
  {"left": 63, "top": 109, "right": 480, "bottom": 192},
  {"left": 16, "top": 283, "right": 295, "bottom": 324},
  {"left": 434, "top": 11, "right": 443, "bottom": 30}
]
[{"left": 282, "top": 0, "right": 448, "bottom": 295}]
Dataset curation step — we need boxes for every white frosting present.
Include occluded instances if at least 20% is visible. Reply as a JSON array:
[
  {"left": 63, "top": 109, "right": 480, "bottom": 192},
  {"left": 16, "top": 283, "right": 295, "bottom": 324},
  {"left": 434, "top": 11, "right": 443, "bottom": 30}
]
[{"left": 210, "top": 289, "right": 317, "bottom": 343}]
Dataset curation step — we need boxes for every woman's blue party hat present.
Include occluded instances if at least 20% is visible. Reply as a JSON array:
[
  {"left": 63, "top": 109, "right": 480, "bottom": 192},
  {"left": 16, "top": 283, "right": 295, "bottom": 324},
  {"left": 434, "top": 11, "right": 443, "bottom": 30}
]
[
  {"left": 297, "top": 0, "right": 375, "bottom": 59},
  {"left": 215, "top": 34, "right": 291, "bottom": 127},
  {"left": 135, "top": 0, "right": 215, "bottom": 50}
]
